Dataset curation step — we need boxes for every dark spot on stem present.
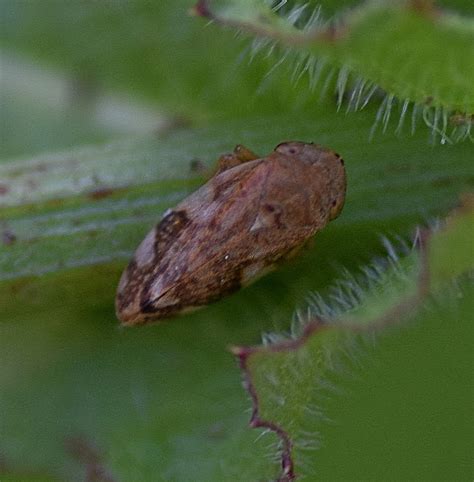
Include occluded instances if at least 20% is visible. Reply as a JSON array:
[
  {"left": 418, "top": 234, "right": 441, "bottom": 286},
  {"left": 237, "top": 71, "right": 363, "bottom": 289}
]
[
  {"left": 88, "top": 187, "right": 115, "bottom": 200},
  {"left": 1, "top": 230, "right": 16, "bottom": 246}
]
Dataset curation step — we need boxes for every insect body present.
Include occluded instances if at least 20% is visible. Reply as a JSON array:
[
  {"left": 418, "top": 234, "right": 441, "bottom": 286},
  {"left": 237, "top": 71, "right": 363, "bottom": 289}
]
[{"left": 116, "top": 141, "right": 346, "bottom": 325}]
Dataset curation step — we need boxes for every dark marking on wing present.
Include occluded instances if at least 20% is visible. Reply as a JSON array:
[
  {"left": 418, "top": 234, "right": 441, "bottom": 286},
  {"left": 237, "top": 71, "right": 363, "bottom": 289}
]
[
  {"left": 116, "top": 210, "right": 190, "bottom": 314},
  {"left": 137, "top": 302, "right": 184, "bottom": 321},
  {"left": 153, "top": 210, "right": 190, "bottom": 258},
  {"left": 212, "top": 176, "right": 238, "bottom": 202},
  {"left": 139, "top": 298, "right": 158, "bottom": 314},
  {"left": 116, "top": 259, "right": 137, "bottom": 307},
  {"left": 263, "top": 202, "right": 284, "bottom": 229}
]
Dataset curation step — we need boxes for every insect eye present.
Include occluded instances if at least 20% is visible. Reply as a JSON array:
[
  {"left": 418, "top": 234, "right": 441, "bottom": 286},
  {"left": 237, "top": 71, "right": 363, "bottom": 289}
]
[{"left": 275, "top": 142, "right": 299, "bottom": 155}]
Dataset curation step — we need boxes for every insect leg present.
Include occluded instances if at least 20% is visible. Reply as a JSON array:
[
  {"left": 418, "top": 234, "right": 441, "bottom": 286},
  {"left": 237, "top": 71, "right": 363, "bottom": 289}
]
[
  {"left": 233, "top": 144, "right": 259, "bottom": 162},
  {"left": 215, "top": 145, "right": 260, "bottom": 175}
]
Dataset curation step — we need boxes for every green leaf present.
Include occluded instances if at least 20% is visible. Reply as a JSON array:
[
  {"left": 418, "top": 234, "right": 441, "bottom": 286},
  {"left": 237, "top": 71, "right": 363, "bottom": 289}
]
[
  {"left": 313, "top": 280, "right": 473, "bottom": 480},
  {"left": 0, "top": 106, "right": 472, "bottom": 479},
  {"left": 235, "top": 204, "right": 474, "bottom": 480},
  {"left": 428, "top": 196, "right": 474, "bottom": 288},
  {"left": 1, "top": 1, "right": 472, "bottom": 480},
  {"left": 195, "top": 0, "right": 474, "bottom": 140},
  {"left": 1, "top": 108, "right": 472, "bottom": 282},
  {"left": 0, "top": 266, "right": 280, "bottom": 481}
]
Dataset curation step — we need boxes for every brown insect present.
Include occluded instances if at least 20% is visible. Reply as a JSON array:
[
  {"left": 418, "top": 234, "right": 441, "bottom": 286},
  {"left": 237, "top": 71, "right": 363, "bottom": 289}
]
[{"left": 116, "top": 141, "right": 346, "bottom": 325}]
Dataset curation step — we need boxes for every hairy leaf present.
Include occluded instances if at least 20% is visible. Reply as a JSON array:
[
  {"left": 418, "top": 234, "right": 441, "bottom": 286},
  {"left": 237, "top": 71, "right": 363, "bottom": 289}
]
[
  {"left": 234, "top": 204, "right": 474, "bottom": 480},
  {"left": 195, "top": 0, "right": 474, "bottom": 140}
]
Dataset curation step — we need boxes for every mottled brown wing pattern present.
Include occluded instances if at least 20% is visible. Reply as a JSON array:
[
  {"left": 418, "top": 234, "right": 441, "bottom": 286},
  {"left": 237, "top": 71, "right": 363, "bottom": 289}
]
[
  {"left": 115, "top": 210, "right": 191, "bottom": 321},
  {"left": 116, "top": 159, "right": 270, "bottom": 323},
  {"left": 116, "top": 142, "right": 346, "bottom": 325}
]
